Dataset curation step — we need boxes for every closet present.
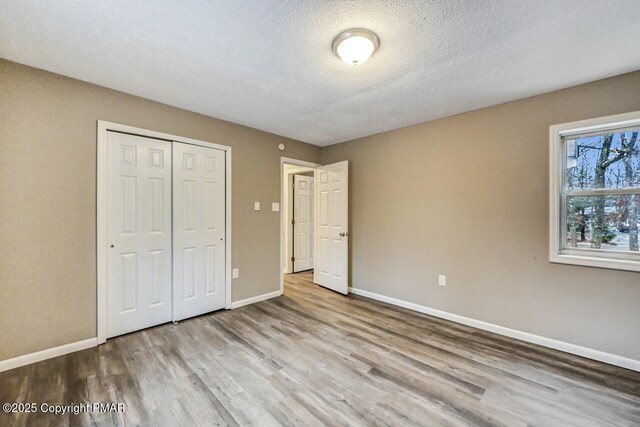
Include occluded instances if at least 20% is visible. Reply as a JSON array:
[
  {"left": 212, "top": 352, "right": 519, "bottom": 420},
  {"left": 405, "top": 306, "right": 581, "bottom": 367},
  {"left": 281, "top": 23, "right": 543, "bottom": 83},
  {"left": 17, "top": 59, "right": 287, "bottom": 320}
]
[{"left": 105, "top": 130, "right": 226, "bottom": 338}]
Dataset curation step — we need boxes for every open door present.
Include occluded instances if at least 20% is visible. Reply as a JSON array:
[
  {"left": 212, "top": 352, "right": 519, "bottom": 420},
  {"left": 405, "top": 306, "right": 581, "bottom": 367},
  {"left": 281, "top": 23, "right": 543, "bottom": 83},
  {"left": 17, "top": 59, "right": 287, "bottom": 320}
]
[{"left": 314, "top": 161, "right": 349, "bottom": 294}]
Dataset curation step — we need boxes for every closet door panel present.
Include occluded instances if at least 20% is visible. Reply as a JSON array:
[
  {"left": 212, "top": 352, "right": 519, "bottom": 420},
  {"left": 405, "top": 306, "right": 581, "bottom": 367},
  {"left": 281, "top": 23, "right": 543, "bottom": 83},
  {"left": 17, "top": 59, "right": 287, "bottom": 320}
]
[
  {"left": 107, "top": 132, "right": 172, "bottom": 338},
  {"left": 173, "top": 142, "right": 226, "bottom": 321}
]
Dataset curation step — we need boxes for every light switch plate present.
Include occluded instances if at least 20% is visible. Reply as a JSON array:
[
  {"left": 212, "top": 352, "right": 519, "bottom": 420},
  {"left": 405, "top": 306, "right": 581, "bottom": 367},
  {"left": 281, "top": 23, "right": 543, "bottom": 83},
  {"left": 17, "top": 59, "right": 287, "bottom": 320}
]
[
  {"left": 232, "top": 268, "right": 239, "bottom": 279},
  {"left": 272, "top": 202, "right": 280, "bottom": 212},
  {"left": 254, "top": 202, "right": 260, "bottom": 211},
  {"left": 438, "top": 275, "right": 446, "bottom": 286}
]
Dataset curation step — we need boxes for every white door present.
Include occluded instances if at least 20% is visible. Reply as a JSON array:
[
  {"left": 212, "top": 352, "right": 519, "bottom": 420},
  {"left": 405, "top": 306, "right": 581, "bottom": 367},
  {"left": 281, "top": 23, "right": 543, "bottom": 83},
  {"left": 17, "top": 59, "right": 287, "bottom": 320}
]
[
  {"left": 314, "top": 161, "right": 349, "bottom": 294},
  {"left": 107, "top": 131, "right": 173, "bottom": 337},
  {"left": 293, "top": 175, "right": 314, "bottom": 272},
  {"left": 173, "top": 142, "right": 226, "bottom": 321}
]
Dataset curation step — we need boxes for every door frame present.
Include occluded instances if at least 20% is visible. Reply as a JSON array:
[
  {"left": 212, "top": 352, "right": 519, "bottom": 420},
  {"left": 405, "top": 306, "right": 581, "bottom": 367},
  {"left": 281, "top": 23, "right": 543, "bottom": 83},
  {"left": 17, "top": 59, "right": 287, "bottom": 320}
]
[
  {"left": 280, "top": 157, "right": 320, "bottom": 294},
  {"left": 97, "top": 120, "right": 232, "bottom": 344}
]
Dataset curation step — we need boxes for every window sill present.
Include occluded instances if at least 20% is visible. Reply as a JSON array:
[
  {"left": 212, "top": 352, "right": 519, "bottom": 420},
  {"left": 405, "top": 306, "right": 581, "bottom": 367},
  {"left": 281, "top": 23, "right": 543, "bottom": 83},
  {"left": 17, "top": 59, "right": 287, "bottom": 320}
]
[{"left": 551, "top": 253, "right": 640, "bottom": 273}]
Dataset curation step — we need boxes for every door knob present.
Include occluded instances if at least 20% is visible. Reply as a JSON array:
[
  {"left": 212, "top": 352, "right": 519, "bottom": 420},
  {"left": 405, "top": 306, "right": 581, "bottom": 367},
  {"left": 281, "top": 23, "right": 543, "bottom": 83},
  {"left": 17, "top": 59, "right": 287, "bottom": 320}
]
[
  {"left": 110, "top": 244, "right": 115, "bottom": 248},
  {"left": 339, "top": 232, "right": 349, "bottom": 237}
]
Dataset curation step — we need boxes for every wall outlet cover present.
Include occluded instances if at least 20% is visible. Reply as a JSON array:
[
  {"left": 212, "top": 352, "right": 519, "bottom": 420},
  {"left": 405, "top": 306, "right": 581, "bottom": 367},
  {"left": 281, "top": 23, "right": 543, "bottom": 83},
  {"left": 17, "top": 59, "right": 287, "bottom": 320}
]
[
  {"left": 272, "top": 202, "right": 280, "bottom": 212},
  {"left": 232, "top": 268, "right": 239, "bottom": 279},
  {"left": 438, "top": 275, "right": 446, "bottom": 286},
  {"left": 254, "top": 202, "right": 260, "bottom": 211}
]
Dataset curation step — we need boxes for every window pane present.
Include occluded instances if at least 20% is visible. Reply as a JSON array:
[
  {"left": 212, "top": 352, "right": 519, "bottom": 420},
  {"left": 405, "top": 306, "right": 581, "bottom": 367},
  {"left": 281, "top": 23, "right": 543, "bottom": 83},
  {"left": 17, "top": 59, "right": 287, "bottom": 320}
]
[
  {"left": 565, "top": 130, "right": 639, "bottom": 190},
  {"left": 565, "top": 195, "right": 640, "bottom": 252}
]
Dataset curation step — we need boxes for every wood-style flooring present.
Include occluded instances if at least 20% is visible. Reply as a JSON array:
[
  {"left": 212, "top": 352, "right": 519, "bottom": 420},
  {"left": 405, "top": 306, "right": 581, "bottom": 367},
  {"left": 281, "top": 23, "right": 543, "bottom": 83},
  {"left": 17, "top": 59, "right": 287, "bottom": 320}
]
[{"left": 1, "top": 272, "right": 639, "bottom": 426}]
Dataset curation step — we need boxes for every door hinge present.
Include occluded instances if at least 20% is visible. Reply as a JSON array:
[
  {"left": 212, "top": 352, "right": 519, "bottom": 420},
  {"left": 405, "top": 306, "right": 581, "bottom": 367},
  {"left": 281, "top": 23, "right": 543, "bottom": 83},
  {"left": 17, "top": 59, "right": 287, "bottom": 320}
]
[
  {"left": 291, "top": 219, "right": 295, "bottom": 225},
  {"left": 291, "top": 256, "right": 295, "bottom": 262}
]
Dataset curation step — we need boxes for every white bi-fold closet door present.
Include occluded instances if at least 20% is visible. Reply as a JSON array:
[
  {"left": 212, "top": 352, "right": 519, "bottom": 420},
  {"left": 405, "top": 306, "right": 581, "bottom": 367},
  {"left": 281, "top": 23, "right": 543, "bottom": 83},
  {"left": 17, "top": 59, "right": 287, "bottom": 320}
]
[{"left": 106, "top": 131, "right": 226, "bottom": 338}]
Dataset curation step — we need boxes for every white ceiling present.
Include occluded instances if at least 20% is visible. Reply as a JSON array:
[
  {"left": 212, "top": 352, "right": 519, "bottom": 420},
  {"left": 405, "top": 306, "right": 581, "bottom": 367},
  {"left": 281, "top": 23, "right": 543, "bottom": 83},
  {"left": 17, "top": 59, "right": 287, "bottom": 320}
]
[{"left": 1, "top": 1, "right": 639, "bottom": 146}]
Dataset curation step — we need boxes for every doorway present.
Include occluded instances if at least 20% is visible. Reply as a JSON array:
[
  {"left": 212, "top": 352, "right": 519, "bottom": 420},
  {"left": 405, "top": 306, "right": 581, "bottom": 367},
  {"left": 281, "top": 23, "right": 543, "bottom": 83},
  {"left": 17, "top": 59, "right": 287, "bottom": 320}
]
[
  {"left": 284, "top": 165, "right": 316, "bottom": 274},
  {"left": 279, "top": 157, "right": 350, "bottom": 296},
  {"left": 291, "top": 172, "right": 314, "bottom": 272},
  {"left": 280, "top": 158, "right": 319, "bottom": 292}
]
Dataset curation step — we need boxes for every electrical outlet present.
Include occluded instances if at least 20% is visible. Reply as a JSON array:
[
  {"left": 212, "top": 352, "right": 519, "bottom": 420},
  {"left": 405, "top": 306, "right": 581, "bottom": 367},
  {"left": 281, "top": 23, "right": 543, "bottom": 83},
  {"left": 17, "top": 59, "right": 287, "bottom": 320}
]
[
  {"left": 233, "top": 268, "right": 239, "bottom": 279},
  {"left": 272, "top": 202, "right": 280, "bottom": 212},
  {"left": 254, "top": 202, "right": 260, "bottom": 211},
  {"left": 438, "top": 275, "right": 446, "bottom": 286}
]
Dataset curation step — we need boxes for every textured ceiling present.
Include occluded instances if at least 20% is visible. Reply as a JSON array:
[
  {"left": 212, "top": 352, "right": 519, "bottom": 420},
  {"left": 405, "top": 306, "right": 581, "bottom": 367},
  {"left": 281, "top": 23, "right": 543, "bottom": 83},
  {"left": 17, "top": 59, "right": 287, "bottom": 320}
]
[{"left": 1, "top": 1, "right": 639, "bottom": 146}]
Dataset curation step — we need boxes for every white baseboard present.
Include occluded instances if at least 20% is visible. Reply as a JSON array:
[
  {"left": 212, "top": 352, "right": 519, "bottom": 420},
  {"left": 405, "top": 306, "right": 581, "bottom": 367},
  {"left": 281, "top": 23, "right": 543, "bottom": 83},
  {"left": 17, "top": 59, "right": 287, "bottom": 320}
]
[
  {"left": 350, "top": 287, "right": 640, "bottom": 372},
  {"left": 231, "top": 290, "right": 283, "bottom": 309},
  {"left": 1, "top": 289, "right": 283, "bottom": 372},
  {"left": 0, "top": 338, "right": 98, "bottom": 373}
]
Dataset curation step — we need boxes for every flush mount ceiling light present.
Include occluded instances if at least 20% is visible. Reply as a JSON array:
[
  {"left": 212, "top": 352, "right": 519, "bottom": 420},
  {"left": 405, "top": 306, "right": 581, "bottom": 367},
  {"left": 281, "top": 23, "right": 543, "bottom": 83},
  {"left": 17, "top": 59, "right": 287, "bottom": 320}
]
[{"left": 332, "top": 28, "right": 380, "bottom": 66}]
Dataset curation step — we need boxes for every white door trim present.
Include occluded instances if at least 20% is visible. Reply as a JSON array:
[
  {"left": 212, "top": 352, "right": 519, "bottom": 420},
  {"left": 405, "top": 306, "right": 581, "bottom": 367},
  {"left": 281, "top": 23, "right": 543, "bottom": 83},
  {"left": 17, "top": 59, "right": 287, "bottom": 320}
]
[
  {"left": 97, "top": 121, "right": 232, "bottom": 344},
  {"left": 280, "top": 157, "right": 320, "bottom": 294}
]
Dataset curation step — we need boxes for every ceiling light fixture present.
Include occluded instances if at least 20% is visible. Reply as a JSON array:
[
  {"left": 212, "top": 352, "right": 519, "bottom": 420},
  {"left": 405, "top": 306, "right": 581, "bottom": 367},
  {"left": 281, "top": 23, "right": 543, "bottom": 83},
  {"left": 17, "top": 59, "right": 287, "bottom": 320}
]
[{"left": 332, "top": 29, "right": 379, "bottom": 66}]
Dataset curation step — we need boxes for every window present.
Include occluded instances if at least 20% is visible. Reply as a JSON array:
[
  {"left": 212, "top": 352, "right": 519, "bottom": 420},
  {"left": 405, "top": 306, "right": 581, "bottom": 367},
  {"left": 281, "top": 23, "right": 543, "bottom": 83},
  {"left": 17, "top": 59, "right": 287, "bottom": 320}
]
[{"left": 550, "top": 111, "right": 640, "bottom": 272}]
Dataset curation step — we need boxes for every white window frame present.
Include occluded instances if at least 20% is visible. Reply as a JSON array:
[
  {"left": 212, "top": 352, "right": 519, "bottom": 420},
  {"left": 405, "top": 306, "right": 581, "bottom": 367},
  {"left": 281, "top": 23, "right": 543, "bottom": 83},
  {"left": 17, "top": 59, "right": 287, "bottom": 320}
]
[{"left": 549, "top": 110, "right": 640, "bottom": 272}]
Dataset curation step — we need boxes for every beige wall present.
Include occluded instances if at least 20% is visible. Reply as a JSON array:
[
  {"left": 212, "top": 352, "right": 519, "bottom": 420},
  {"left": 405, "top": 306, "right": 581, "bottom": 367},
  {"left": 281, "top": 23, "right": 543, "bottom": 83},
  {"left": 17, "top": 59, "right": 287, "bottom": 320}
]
[
  {"left": 322, "top": 71, "right": 640, "bottom": 361},
  {"left": 0, "top": 59, "right": 320, "bottom": 360}
]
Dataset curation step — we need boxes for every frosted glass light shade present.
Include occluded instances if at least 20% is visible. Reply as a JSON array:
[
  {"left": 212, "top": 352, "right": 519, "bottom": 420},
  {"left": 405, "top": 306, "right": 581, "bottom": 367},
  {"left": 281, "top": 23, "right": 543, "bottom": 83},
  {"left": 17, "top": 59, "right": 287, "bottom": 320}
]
[{"left": 332, "top": 29, "right": 379, "bottom": 66}]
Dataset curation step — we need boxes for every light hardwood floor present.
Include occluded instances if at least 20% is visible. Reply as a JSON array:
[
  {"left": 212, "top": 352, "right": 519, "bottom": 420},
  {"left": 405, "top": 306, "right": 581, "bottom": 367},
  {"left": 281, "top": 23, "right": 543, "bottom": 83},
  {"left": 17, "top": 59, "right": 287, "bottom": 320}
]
[{"left": 1, "top": 271, "right": 639, "bottom": 426}]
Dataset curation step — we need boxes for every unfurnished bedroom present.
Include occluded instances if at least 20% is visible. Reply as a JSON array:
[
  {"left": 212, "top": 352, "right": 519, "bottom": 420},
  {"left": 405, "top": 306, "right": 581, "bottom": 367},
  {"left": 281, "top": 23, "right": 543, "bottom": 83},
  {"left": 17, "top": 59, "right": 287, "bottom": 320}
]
[{"left": 1, "top": 1, "right": 639, "bottom": 426}]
